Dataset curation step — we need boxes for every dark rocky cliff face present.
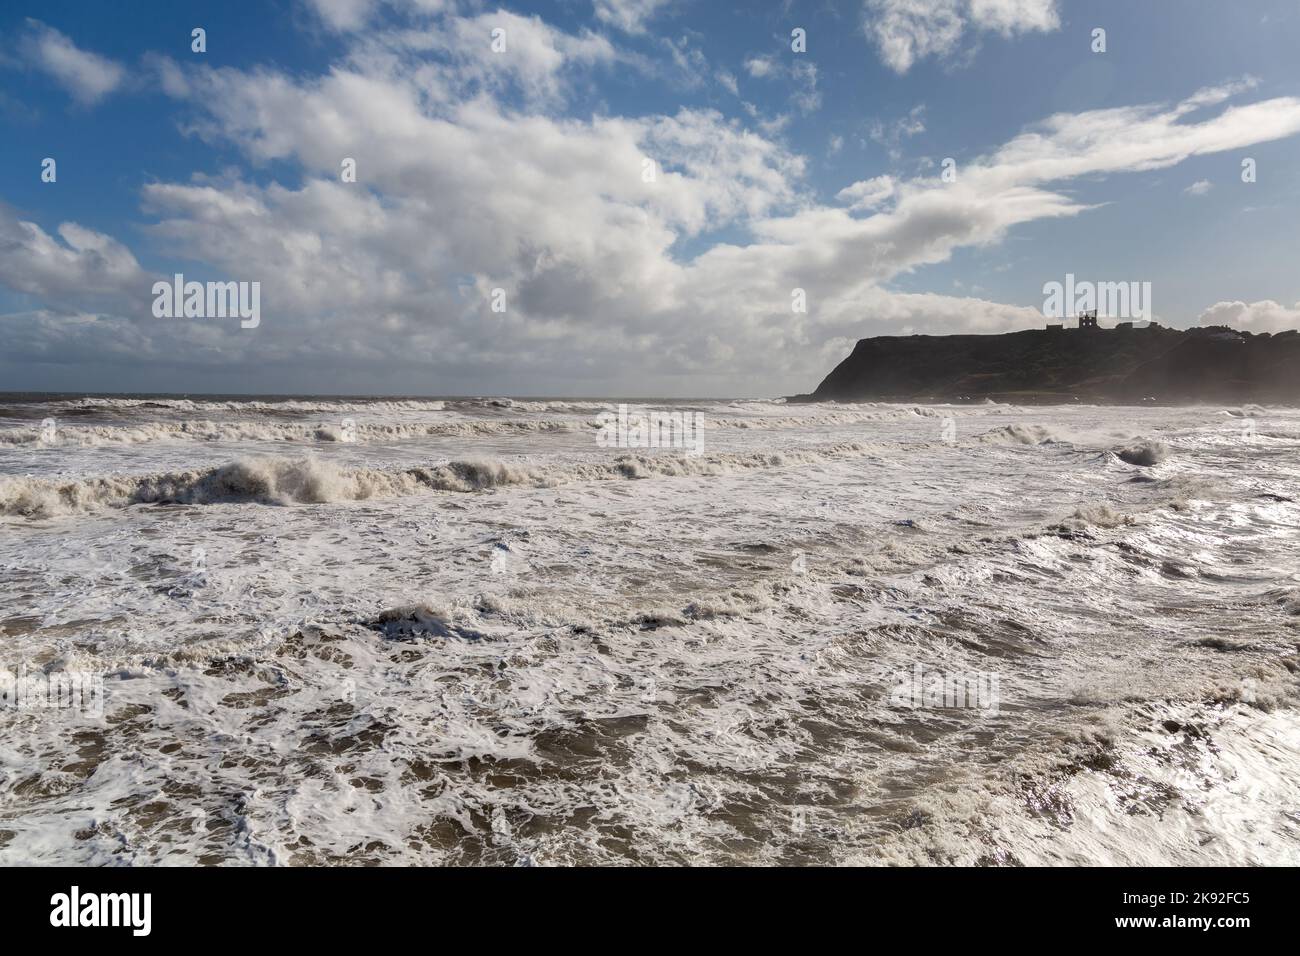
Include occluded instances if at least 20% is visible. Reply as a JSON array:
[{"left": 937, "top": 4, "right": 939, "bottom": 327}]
[{"left": 798, "top": 326, "right": 1300, "bottom": 403}]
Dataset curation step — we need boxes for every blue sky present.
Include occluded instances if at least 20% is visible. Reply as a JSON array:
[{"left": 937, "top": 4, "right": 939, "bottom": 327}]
[{"left": 2, "top": 0, "right": 1300, "bottom": 396}]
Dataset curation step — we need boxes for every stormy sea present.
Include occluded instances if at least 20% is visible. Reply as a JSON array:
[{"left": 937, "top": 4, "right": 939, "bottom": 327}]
[{"left": 1, "top": 393, "right": 1297, "bottom": 865}]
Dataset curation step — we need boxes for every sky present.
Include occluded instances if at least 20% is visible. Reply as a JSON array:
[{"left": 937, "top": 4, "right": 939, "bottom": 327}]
[{"left": 2, "top": 0, "right": 1300, "bottom": 397}]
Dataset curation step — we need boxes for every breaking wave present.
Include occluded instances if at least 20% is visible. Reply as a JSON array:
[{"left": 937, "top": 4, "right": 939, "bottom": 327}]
[
  {"left": 0, "top": 442, "right": 876, "bottom": 517},
  {"left": 1116, "top": 440, "right": 1171, "bottom": 466},
  {"left": 0, "top": 418, "right": 578, "bottom": 446},
  {"left": 2, "top": 403, "right": 1008, "bottom": 447},
  {"left": 977, "top": 424, "right": 1061, "bottom": 445}
]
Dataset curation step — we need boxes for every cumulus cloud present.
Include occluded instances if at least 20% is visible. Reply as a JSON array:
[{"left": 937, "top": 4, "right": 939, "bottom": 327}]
[
  {"left": 0, "top": 208, "right": 148, "bottom": 307},
  {"left": 4, "top": 2, "right": 1300, "bottom": 395},
  {"left": 1184, "top": 179, "right": 1212, "bottom": 195},
  {"left": 864, "top": 0, "right": 1059, "bottom": 74},
  {"left": 138, "top": 69, "right": 1298, "bottom": 388},
  {"left": 837, "top": 175, "right": 896, "bottom": 211},
  {"left": 968, "top": 0, "right": 1059, "bottom": 35},
  {"left": 1199, "top": 300, "right": 1300, "bottom": 333},
  {"left": 343, "top": 10, "right": 621, "bottom": 106},
  {"left": 17, "top": 19, "right": 126, "bottom": 105}
]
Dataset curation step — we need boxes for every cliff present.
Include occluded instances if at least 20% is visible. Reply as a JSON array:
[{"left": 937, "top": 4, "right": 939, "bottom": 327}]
[{"left": 797, "top": 326, "right": 1300, "bottom": 404}]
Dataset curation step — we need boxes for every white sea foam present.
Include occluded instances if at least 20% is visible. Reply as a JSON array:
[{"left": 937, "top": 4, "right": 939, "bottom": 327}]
[
  {"left": 0, "top": 402, "right": 987, "bottom": 448},
  {"left": 0, "top": 418, "right": 578, "bottom": 447},
  {"left": 0, "top": 442, "right": 878, "bottom": 517},
  {"left": 1, "top": 398, "right": 1297, "bottom": 865}
]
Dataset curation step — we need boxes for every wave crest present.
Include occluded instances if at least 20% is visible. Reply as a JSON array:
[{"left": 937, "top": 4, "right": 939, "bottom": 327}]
[{"left": 1, "top": 442, "right": 876, "bottom": 518}]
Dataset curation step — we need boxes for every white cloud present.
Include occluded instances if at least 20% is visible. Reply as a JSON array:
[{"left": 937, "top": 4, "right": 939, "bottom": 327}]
[
  {"left": 871, "top": 105, "right": 926, "bottom": 144},
  {"left": 344, "top": 11, "right": 621, "bottom": 106},
  {"left": 6, "top": 0, "right": 1300, "bottom": 396},
  {"left": 742, "top": 54, "right": 821, "bottom": 114},
  {"left": 112, "top": 31, "right": 813, "bottom": 388},
  {"left": 593, "top": 0, "right": 671, "bottom": 34},
  {"left": 1199, "top": 300, "right": 1300, "bottom": 333},
  {"left": 19, "top": 19, "right": 126, "bottom": 105},
  {"left": 865, "top": 0, "right": 963, "bottom": 74},
  {"left": 1173, "top": 76, "right": 1260, "bottom": 114},
  {"left": 968, "top": 0, "right": 1059, "bottom": 35},
  {"left": 864, "top": 0, "right": 1059, "bottom": 74},
  {"left": 0, "top": 209, "right": 147, "bottom": 306},
  {"left": 977, "top": 89, "right": 1300, "bottom": 188},
  {"left": 791, "top": 61, "right": 821, "bottom": 113},
  {"left": 659, "top": 35, "right": 710, "bottom": 89},
  {"left": 301, "top": 0, "right": 455, "bottom": 33},
  {"left": 1184, "top": 179, "right": 1213, "bottom": 196},
  {"left": 836, "top": 175, "right": 896, "bottom": 211},
  {"left": 869, "top": 104, "right": 926, "bottom": 160},
  {"left": 305, "top": 0, "right": 379, "bottom": 32}
]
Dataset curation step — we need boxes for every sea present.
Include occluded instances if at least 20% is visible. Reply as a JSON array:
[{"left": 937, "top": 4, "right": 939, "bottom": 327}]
[{"left": 0, "top": 393, "right": 1297, "bottom": 865}]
